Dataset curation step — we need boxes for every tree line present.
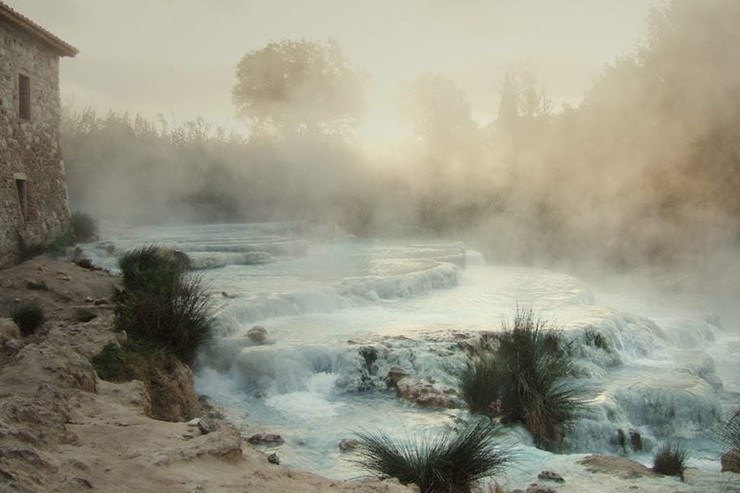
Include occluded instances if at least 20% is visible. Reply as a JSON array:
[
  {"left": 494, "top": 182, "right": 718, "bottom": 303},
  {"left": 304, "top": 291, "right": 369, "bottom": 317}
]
[{"left": 63, "top": 0, "right": 740, "bottom": 271}]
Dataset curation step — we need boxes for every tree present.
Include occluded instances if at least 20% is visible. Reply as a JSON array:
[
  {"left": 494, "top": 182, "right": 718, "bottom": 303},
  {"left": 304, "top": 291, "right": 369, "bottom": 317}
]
[
  {"left": 517, "top": 69, "right": 552, "bottom": 122},
  {"left": 496, "top": 73, "right": 519, "bottom": 135},
  {"left": 401, "top": 73, "right": 477, "bottom": 152},
  {"left": 399, "top": 73, "right": 492, "bottom": 233},
  {"left": 495, "top": 68, "right": 552, "bottom": 135},
  {"left": 232, "top": 39, "right": 366, "bottom": 138}
]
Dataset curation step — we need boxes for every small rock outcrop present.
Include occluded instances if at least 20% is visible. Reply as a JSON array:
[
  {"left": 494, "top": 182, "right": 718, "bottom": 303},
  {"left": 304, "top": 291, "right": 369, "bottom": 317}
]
[
  {"left": 578, "top": 454, "right": 657, "bottom": 479},
  {"left": 393, "top": 377, "right": 461, "bottom": 409},
  {"left": 385, "top": 366, "right": 410, "bottom": 387},
  {"left": 338, "top": 438, "right": 360, "bottom": 452},
  {"left": 0, "top": 317, "right": 20, "bottom": 345},
  {"left": 149, "top": 420, "right": 244, "bottom": 465},
  {"left": 722, "top": 449, "right": 740, "bottom": 473},
  {"left": 246, "top": 325, "right": 269, "bottom": 344},
  {"left": 384, "top": 367, "right": 461, "bottom": 408},
  {"left": 537, "top": 470, "right": 565, "bottom": 482},
  {"left": 616, "top": 427, "right": 643, "bottom": 453},
  {"left": 197, "top": 417, "right": 217, "bottom": 435},
  {"left": 247, "top": 433, "right": 285, "bottom": 446}
]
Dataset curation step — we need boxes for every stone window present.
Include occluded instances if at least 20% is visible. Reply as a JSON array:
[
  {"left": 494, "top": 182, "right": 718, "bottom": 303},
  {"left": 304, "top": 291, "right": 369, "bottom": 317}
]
[
  {"left": 14, "top": 174, "right": 28, "bottom": 222},
  {"left": 19, "top": 74, "right": 31, "bottom": 120}
]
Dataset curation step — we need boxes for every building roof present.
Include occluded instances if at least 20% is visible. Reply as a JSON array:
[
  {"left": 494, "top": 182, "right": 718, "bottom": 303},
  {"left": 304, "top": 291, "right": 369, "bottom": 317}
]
[{"left": 0, "top": 1, "right": 78, "bottom": 57}]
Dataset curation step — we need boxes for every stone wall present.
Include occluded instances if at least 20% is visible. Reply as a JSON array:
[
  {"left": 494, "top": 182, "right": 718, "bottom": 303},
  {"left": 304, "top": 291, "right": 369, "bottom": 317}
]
[{"left": 0, "top": 20, "right": 70, "bottom": 267}]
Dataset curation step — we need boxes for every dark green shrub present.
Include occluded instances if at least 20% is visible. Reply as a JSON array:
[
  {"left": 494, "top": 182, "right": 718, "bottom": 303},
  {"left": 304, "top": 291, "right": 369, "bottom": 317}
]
[
  {"left": 459, "top": 308, "right": 585, "bottom": 450},
  {"left": 351, "top": 419, "right": 510, "bottom": 493},
  {"left": 70, "top": 211, "right": 98, "bottom": 241},
  {"left": 91, "top": 342, "right": 133, "bottom": 381},
  {"left": 12, "top": 303, "right": 45, "bottom": 336},
  {"left": 115, "top": 246, "right": 211, "bottom": 366},
  {"left": 652, "top": 442, "right": 689, "bottom": 480}
]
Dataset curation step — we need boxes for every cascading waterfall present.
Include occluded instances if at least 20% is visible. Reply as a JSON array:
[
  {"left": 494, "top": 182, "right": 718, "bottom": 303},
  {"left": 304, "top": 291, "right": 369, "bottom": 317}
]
[{"left": 82, "top": 221, "right": 738, "bottom": 487}]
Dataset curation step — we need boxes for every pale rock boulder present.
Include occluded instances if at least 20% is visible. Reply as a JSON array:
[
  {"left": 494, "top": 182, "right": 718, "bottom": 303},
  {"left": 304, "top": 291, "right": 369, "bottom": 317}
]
[{"left": 0, "top": 317, "right": 20, "bottom": 345}]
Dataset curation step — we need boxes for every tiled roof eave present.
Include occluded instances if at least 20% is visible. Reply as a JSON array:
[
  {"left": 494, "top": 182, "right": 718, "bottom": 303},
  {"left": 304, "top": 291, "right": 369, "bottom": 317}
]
[{"left": 0, "top": 2, "right": 78, "bottom": 57}]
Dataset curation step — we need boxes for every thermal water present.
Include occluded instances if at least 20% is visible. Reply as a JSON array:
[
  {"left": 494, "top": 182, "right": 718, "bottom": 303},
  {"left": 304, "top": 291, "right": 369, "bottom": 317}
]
[{"left": 82, "top": 222, "right": 739, "bottom": 489}]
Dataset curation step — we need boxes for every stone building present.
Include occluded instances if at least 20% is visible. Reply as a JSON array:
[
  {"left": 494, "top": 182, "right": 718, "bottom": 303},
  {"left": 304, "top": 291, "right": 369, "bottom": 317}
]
[{"left": 0, "top": 2, "right": 77, "bottom": 267}]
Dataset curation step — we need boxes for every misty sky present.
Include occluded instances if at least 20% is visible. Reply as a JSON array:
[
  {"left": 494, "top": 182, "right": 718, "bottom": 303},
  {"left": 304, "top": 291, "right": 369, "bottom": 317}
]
[{"left": 10, "top": 0, "right": 656, "bottom": 136}]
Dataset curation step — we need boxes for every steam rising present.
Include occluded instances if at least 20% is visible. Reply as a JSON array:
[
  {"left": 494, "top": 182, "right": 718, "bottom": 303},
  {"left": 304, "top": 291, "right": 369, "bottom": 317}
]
[{"left": 57, "top": 1, "right": 740, "bottom": 311}]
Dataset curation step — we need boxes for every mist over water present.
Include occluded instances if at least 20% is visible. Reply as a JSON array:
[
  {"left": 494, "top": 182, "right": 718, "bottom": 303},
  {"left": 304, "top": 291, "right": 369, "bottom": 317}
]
[{"left": 61, "top": 1, "right": 740, "bottom": 302}]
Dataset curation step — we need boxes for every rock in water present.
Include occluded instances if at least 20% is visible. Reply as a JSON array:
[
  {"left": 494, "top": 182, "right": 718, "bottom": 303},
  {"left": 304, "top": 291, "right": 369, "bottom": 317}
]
[
  {"left": 628, "top": 428, "right": 642, "bottom": 452},
  {"left": 721, "top": 449, "right": 740, "bottom": 473},
  {"left": 247, "top": 433, "right": 284, "bottom": 446},
  {"left": 267, "top": 453, "right": 280, "bottom": 465},
  {"left": 246, "top": 326, "right": 268, "bottom": 344},
  {"left": 385, "top": 366, "right": 410, "bottom": 388},
  {"left": 393, "top": 377, "right": 461, "bottom": 408},
  {"left": 537, "top": 470, "right": 565, "bottom": 482},
  {"left": 616, "top": 428, "right": 626, "bottom": 452},
  {"left": 338, "top": 438, "right": 360, "bottom": 452}
]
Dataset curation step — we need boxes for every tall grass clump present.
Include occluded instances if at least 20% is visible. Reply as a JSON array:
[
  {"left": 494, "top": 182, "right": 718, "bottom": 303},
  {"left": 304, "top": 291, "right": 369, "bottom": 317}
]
[
  {"left": 350, "top": 419, "right": 510, "bottom": 493},
  {"left": 718, "top": 408, "right": 740, "bottom": 452},
  {"left": 115, "top": 246, "right": 212, "bottom": 366},
  {"left": 652, "top": 442, "right": 689, "bottom": 480},
  {"left": 459, "top": 308, "right": 584, "bottom": 450},
  {"left": 717, "top": 407, "right": 740, "bottom": 472},
  {"left": 11, "top": 302, "right": 45, "bottom": 336},
  {"left": 70, "top": 211, "right": 98, "bottom": 242},
  {"left": 118, "top": 245, "right": 190, "bottom": 293}
]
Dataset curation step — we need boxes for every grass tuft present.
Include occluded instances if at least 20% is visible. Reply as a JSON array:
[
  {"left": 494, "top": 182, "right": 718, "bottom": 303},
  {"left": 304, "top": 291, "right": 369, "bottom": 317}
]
[
  {"left": 115, "top": 246, "right": 212, "bottom": 366},
  {"left": 350, "top": 419, "right": 510, "bottom": 493},
  {"left": 652, "top": 442, "right": 689, "bottom": 480},
  {"left": 716, "top": 407, "right": 740, "bottom": 454},
  {"left": 117, "top": 246, "right": 190, "bottom": 293},
  {"left": 12, "top": 303, "right": 45, "bottom": 336},
  {"left": 459, "top": 307, "right": 585, "bottom": 450},
  {"left": 70, "top": 211, "right": 98, "bottom": 242}
]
